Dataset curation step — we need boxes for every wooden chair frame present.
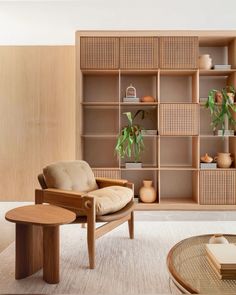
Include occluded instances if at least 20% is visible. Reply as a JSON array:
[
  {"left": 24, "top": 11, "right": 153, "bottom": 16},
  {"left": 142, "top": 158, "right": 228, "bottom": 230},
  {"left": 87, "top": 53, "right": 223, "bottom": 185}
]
[{"left": 35, "top": 177, "right": 134, "bottom": 269}]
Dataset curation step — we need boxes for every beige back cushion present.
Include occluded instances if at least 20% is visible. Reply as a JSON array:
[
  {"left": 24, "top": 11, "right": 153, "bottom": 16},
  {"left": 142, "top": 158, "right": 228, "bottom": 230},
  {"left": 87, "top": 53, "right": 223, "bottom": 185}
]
[{"left": 43, "top": 160, "right": 98, "bottom": 192}]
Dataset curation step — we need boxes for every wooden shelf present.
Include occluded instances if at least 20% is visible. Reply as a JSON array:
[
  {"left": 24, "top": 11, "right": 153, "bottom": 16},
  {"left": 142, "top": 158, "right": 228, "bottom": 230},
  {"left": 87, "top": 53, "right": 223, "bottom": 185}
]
[
  {"left": 77, "top": 31, "right": 236, "bottom": 210},
  {"left": 199, "top": 70, "right": 236, "bottom": 76}
]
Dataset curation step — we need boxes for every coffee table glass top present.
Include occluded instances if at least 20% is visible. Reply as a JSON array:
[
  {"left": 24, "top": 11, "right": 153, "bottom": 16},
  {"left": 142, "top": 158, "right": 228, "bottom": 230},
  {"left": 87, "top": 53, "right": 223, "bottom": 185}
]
[{"left": 167, "top": 234, "right": 236, "bottom": 294}]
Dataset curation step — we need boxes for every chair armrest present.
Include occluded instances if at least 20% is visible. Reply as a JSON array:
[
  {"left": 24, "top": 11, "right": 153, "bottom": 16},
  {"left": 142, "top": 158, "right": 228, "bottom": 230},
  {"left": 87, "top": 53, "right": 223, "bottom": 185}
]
[
  {"left": 35, "top": 188, "right": 94, "bottom": 215},
  {"left": 95, "top": 177, "right": 128, "bottom": 188}
]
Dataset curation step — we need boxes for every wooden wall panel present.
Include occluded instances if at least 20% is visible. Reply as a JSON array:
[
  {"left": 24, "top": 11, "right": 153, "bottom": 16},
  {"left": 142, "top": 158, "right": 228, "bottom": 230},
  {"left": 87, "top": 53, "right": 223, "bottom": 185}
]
[{"left": 0, "top": 46, "right": 75, "bottom": 201}]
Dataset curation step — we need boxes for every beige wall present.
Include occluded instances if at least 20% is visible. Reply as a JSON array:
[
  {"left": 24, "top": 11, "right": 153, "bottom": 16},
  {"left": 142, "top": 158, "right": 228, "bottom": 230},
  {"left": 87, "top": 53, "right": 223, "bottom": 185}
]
[{"left": 0, "top": 46, "right": 76, "bottom": 201}]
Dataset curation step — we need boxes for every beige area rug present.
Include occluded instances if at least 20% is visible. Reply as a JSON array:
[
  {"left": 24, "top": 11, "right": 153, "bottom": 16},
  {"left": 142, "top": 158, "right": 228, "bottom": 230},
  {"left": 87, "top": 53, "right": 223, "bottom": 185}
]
[{"left": 1, "top": 221, "right": 236, "bottom": 294}]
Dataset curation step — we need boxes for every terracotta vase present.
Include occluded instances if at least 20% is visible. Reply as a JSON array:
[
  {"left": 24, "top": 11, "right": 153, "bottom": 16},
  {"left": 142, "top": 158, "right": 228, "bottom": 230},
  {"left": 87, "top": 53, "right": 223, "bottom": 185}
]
[
  {"left": 198, "top": 54, "right": 212, "bottom": 70},
  {"left": 139, "top": 180, "right": 156, "bottom": 203},
  {"left": 209, "top": 234, "right": 229, "bottom": 244},
  {"left": 214, "top": 153, "right": 233, "bottom": 168},
  {"left": 141, "top": 95, "right": 155, "bottom": 103}
]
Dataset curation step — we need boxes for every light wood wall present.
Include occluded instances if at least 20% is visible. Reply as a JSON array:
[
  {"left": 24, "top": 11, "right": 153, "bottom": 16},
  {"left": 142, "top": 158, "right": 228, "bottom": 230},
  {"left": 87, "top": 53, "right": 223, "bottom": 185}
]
[{"left": 0, "top": 46, "right": 76, "bottom": 201}]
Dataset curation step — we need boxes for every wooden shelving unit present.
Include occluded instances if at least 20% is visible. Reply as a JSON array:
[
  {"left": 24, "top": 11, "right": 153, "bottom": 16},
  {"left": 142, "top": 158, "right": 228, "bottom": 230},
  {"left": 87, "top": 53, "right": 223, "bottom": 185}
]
[{"left": 76, "top": 31, "right": 236, "bottom": 210}]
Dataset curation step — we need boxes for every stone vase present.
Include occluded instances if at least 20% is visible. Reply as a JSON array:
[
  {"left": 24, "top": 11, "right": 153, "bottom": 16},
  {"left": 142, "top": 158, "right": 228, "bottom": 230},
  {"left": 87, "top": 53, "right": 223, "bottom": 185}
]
[
  {"left": 139, "top": 180, "right": 156, "bottom": 203},
  {"left": 198, "top": 54, "right": 212, "bottom": 70},
  {"left": 214, "top": 153, "right": 233, "bottom": 168}
]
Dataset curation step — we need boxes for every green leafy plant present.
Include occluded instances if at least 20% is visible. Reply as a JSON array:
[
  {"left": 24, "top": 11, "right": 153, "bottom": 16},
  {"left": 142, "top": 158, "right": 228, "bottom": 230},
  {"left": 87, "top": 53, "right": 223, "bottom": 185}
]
[
  {"left": 205, "top": 86, "right": 236, "bottom": 134},
  {"left": 115, "top": 110, "right": 146, "bottom": 162}
]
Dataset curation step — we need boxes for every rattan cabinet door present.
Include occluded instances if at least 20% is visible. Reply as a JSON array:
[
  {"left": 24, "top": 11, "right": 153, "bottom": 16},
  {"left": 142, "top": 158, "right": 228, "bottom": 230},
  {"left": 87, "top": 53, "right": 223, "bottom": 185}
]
[
  {"left": 120, "top": 37, "right": 158, "bottom": 69},
  {"left": 159, "top": 104, "right": 199, "bottom": 135},
  {"left": 159, "top": 36, "right": 198, "bottom": 69},
  {"left": 199, "top": 170, "right": 236, "bottom": 205},
  {"left": 80, "top": 37, "right": 119, "bottom": 69}
]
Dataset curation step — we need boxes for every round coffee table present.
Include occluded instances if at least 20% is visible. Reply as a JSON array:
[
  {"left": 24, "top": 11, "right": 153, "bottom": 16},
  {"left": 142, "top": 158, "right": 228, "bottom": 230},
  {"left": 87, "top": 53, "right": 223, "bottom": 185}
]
[
  {"left": 5, "top": 204, "right": 76, "bottom": 284},
  {"left": 167, "top": 234, "right": 236, "bottom": 294}
]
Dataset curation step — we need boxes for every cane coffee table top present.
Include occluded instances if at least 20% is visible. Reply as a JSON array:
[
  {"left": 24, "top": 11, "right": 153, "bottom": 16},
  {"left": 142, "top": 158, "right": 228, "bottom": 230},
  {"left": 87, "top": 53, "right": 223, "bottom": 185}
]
[{"left": 167, "top": 234, "right": 236, "bottom": 294}]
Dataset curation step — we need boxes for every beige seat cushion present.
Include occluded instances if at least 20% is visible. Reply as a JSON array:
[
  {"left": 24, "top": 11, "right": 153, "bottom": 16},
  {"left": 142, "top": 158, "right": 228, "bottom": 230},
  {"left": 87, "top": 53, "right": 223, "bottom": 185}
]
[
  {"left": 43, "top": 160, "right": 98, "bottom": 192},
  {"left": 88, "top": 186, "right": 133, "bottom": 216}
]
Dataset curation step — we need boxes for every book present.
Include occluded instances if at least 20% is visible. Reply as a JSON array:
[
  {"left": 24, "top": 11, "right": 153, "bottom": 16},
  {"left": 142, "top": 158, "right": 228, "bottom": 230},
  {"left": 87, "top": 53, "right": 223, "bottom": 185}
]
[
  {"left": 207, "top": 257, "right": 236, "bottom": 280},
  {"left": 123, "top": 97, "right": 140, "bottom": 103},
  {"left": 214, "top": 65, "right": 231, "bottom": 70},
  {"left": 206, "top": 244, "right": 236, "bottom": 270},
  {"left": 200, "top": 163, "right": 217, "bottom": 169},
  {"left": 141, "top": 130, "right": 157, "bottom": 135}
]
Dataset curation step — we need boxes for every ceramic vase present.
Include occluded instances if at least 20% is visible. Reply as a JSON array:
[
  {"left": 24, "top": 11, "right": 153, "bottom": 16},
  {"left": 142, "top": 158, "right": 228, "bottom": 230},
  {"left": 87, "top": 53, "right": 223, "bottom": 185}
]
[
  {"left": 139, "top": 180, "right": 156, "bottom": 203},
  {"left": 214, "top": 153, "right": 233, "bottom": 168},
  {"left": 209, "top": 234, "right": 229, "bottom": 244},
  {"left": 198, "top": 54, "right": 212, "bottom": 70}
]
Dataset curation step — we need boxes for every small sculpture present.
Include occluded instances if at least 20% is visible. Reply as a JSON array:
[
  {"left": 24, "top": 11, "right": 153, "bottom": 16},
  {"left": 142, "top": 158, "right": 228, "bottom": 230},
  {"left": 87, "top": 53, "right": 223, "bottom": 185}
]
[
  {"left": 126, "top": 84, "right": 136, "bottom": 98},
  {"left": 200, "top": 153, "right": 213, "bottom": 163},
  {"left": 141, "top": 95, "right": 155, "bottom": 103}
]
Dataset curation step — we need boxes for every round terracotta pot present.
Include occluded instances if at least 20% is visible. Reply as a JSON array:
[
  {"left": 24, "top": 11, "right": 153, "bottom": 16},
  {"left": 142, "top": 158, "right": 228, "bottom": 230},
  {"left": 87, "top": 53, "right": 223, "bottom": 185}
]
[
  {"left": 139, "top": 180, "right": 156, "bottom": 203},
  {"left": 214, "top": 153, "right": 233, "bottom": 168},
  {"left": 141, "top": 96, "right": 155, "bottom": 103}
]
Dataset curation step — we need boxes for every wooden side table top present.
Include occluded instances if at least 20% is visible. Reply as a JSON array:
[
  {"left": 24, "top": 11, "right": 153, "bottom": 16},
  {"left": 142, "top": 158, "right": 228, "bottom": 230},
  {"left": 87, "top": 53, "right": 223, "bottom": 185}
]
[{"left": 5, "top": 204, "right": 76, "bottom": 226}]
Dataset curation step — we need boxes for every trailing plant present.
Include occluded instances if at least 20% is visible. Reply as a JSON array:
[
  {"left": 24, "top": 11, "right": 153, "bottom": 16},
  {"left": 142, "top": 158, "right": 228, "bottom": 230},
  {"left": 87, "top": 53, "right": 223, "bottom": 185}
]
[
  {"left": 205, "top": 86, "right": 236, "bottom": 134},
  {"left": 115, "top": 110, "right": 147, "bottom": 162}
]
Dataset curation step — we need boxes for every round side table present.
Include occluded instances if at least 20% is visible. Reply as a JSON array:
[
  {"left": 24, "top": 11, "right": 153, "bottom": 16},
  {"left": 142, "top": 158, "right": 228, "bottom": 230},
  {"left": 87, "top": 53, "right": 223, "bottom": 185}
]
[{"left": 5, "top": 204, "right": 76, "bottom": 284}]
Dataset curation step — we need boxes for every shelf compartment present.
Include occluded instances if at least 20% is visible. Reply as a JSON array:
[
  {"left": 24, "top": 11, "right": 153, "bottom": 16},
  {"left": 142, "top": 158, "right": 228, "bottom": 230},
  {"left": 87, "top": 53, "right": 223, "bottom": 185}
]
[
  {"left": 83, "top": 107, "right": 119, "bottom": 135},
  {"left": 120, "top": 136, "right": 158, "bottom": 168},
  {"left": 160, "top": 136, "right": 199, "bottom": 168},
  {"left": 199, "top": 170, "right": 236, "bottom": 205},
  {"left": 120, "top": 37, "right": 158, "bottom": 69},
  {"left": 160, "top": 72, "right": 198, "bottom": 103},
  {"left": 200, "top": 136, "right": 228, "bottom": 162},
  {"left": 159, "top": 103, "right": 199, "bottom": 135},
  {"left": 80, "top": 37, "right": 119, "bottom": 69},
  {"left": 160, "top": 170, "right": 198, "bottom": 203},
  {"left": 83, "top": 137, "right": 119, "bottom": 168},
  {"left": 120, "top": 73, "right": 158, "bottom": 102},
  {"left": 83, "top": 73, "right": 119, "bottom": 102},
  {"left": 159, "top": 36, "right": 198, "bottom": 69},
  {"left": 120, "top": 105, "right": 157, "bottom": 131},
  {"left": 121, "top": 170, "right": 159, "bottom": 201}
]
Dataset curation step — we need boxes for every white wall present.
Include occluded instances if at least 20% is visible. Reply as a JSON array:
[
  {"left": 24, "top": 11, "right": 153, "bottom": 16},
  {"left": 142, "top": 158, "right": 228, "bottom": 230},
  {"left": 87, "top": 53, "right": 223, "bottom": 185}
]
[{"left": 0, "top": 0, "right": 236, "bottom": 45}]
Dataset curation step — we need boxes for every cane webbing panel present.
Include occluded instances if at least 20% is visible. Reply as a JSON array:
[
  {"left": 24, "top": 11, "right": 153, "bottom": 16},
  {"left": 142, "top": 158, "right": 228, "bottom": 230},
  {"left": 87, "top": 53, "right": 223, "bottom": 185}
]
[
  {"left": 168, "top": 235, "right": 236, "bottom": 294},
  {"left": 120, "top": 37, "right": 158, "bottom": 69},
  {"left": 80, "top": 37, "right": 119, "bottom": 69},
  {"left": 92, "top": 168, "right": 121, "bottom": 179},
  {"left": 199, "top": 170, "right": 236, "bottom": 205},
  {"left": 159, "top": 36, "right": 198, "bottom": 69},
  {"left": 159, "top": 104, "right": 199, "bottom": 135}
]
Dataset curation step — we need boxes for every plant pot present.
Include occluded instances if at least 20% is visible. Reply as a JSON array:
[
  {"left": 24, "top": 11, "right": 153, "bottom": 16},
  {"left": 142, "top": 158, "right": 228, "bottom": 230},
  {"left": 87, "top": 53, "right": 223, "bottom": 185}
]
[
  {"left": 139, "top": 180, "right": 156, "bottom": 203},
  {"left": 215, "top": 91, "right": 223, "bottom": 104},
  {"left": 125, "top": 162, "right": 142, "bottom": 168},
  {"left": 214, "top": 152, "right": 233, "bottom": 168},
  {"left": 215, "top": 130, "right": 235, "bottom": 136}
]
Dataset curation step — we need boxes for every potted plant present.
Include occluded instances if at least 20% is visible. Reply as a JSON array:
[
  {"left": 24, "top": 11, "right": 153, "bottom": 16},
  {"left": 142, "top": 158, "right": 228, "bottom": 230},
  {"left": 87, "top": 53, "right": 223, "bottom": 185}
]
[
  {"left": 115, "top": 110, "right": 146, "bottom": 168},
  {"left": 205, "top": 86, "right": 236, "bottom": 136}
]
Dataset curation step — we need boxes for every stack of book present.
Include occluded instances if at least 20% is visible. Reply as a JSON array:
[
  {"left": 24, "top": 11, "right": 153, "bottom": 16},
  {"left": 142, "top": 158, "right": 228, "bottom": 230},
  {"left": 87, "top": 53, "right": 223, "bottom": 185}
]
[
  {"left": 123, "top": 97, "right": 140, "bottom": 103},
  {"left": 206, "top": 243, "right": 236, "bottom": 279},
  {"left": 213, "top": 65, "right": 231, "bottom": 70}
]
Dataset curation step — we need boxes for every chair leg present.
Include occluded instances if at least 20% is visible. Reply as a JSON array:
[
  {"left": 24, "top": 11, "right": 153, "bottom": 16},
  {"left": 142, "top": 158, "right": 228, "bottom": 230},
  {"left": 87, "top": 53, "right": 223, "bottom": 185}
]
[
  {"left": 87, "top": 220, "right": 95, "bottom": 269},
  {"left": 128, "top": 211, "right": 134, "bottom": 239}
]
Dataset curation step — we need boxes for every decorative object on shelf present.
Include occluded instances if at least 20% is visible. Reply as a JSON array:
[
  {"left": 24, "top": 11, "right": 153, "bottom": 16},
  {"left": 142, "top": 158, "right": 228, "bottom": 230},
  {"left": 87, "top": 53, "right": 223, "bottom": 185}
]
[
  {"left": 216, "top": 130, "right": 234, "bottom": 136},
  {"left": 201, "top": 153, "right": 213, "bottom": 163},
  {"left": 205, "top": 86, "right": 236, "bottom": 135},
  {"left": 140, "top": 95, "right": 155, "bottom": 103},
  {"left": 209, "top": 234, "right": 229, "bottom": 244},
  {"left": 214, "top": 65, "right": 231, "bottom": 70},
  {"left": 198, "top": 54, "right": 212, "bottom": 70},
  {"left": 123, "top": 83, "right": 139, "bottom": 103},
  {"left": 115, "top": 110, "right": 147, "bottom": 168},
  {"left": 200, "top": 162, "right": 217, "bottom": 169},
  {"left": 214, "top": 152, "right": 233, "bottom": 168},
  {"left": 141, "top": 129, "right": 157, "bottom": 135},
  {"left": 139, "top": 180, "right": 156, "bottom": 203}
]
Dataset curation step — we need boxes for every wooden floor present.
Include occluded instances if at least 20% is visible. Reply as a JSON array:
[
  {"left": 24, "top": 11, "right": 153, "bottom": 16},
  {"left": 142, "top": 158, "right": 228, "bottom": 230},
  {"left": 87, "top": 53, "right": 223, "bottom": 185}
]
[{"left": 1, "top": 202, "right": 236, "bottom": 253}]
